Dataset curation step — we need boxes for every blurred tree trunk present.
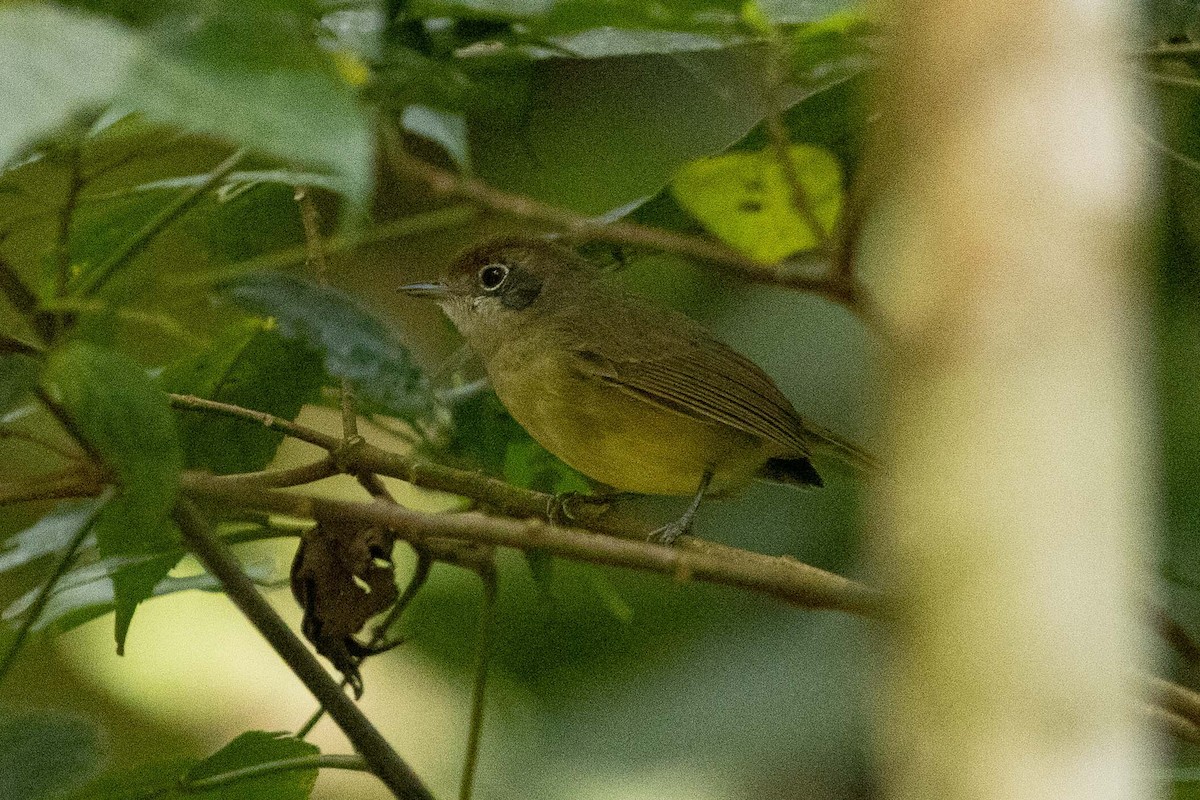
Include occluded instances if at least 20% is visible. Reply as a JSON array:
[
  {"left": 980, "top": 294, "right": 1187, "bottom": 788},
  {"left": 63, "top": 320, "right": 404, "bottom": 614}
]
[{"left": 868, "top": 2, "right": 1158, "bottom": 798}]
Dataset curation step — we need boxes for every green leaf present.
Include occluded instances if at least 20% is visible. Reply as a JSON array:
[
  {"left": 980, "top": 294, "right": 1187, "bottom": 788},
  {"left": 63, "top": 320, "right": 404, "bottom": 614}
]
[
  {"left": 671, "top": 143, "right": 842, "bottom": 262},
  {"left": 181, "top": 731, "right": 320, "bottom": 799},
  {"left": 0, "top": 5, "right": 140, "bottom": 166},
  {"left": 410, "top": 0, "right": 555, "bottom": 21},
  {"left": 73, "top": 731, "right": 318, "bottom": 800},
  {"left": 503, "top": 438, "right": 591, "bottom": 495},
  {"left": 524, "top": 548, "right": 555, "bottom": 595},
  {"left": 402, "top": 105, "right": 471, "bottom": 171},
  {"left": 546, "top": 28, "right": 742, "bottom": 58},
  {"left": 0, "top": 711, "right": 105, "bottom": 800},
  {"left": 0, "top": 354, "right": 40, "bottom": 415},
  {"left": 0, "top": 498, "right": 104, "bottom": 575},
  {"left": 529, "top": 0, "right": 745, "bottom": 35},
  {"left": 41, "top": 342, "right": 184, "bottom": 651},
  {"left": 587, "top": 570, "right": 634, "bottom": 624},
  {"left": 160, "top": 320, "right": 324, "bottom": 474},
  {"left": 219, "top": 272, "right": 433, "bottom": 419},
  {"left": 118, "top": 1, "right": 372, "bottom": 201},
  {"left": 3, "top": 553, "right": 274, "bottom": 637},
  {"left": 69, "top": 757, "right": 195, "bottom": 800}
]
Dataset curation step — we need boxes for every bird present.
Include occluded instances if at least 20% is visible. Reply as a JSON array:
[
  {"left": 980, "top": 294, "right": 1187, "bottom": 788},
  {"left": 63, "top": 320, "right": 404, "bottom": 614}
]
[{"left": 400, "top": 236, "right": 870, "bottom": 543}]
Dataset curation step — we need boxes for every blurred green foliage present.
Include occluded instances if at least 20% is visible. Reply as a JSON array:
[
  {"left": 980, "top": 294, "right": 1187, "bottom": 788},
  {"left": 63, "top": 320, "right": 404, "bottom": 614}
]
[{"left": 0, "top": 0, "right": 1195, "bottom": 798}]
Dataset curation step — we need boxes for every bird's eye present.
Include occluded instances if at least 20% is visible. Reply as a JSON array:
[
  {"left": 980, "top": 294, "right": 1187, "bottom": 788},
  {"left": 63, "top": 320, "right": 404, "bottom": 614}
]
[{"left": 478, "top": 263, "right": 509, "bottom": 291}]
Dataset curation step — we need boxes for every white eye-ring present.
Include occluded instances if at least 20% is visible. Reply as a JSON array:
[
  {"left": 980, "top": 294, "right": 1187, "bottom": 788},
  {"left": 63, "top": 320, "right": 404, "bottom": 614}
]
[{"left": 478, "top": 263, "right": 509, "bottom": 291}]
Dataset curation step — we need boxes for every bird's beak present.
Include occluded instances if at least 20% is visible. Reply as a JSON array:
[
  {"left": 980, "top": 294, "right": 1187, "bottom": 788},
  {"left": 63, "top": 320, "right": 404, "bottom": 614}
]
[{"left": 398, "top": 282, "right": 451, "bottom": 300}]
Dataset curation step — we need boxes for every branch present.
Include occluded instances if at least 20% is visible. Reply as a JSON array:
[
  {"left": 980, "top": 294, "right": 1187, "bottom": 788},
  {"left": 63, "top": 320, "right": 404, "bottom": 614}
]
[
  {"left": 8, "top": 453, "right": 1200, "bottom": 746},
  {"left": 172, "top": 498, "right": 436, "bottom": 800},
  {"left": 0, "top": 332, "right": 43, "bottom": 357},
  {"left": 181, "top": 475, "right": 882, "bottom": 615},
  {"left": 198, "top": 458, "right": 339, "bottom": 491},
  {"left": 377, "top": 126, "right": 873, "bottom": 319}
]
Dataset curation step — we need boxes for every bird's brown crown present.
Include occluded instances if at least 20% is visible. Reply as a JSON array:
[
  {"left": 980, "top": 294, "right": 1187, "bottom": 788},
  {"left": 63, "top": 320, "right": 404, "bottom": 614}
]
[{"left": 448, "top": 236, "right": 597, "bottom": 282}]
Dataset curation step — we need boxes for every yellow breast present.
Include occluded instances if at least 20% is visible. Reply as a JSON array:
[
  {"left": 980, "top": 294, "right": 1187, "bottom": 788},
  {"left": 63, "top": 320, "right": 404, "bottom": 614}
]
[{"left": 486, "top": 343, "right": 770, "bottom": 496}]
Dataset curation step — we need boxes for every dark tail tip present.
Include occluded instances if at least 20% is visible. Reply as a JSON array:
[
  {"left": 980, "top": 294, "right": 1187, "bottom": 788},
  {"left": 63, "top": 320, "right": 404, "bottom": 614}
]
[{"left": 760, "top": 456, "right": 824, "bottom": 488}]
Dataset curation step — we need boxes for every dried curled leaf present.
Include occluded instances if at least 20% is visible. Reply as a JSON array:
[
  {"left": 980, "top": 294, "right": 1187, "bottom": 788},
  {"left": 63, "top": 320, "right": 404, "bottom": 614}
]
[{"left": 290, "top": 520, "right": 398, "bottom": 696}]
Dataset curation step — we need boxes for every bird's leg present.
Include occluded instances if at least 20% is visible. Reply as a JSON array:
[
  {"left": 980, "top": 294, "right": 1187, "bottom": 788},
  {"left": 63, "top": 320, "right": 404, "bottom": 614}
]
[{"left": 649, "top": 469, "right": 714, "bottom": 545}]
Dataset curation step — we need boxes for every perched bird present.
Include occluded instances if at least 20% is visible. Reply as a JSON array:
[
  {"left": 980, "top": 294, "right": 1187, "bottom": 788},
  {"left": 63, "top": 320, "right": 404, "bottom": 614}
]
[{"left": 400, "top": 236, "right": 868, "bottom": 543}]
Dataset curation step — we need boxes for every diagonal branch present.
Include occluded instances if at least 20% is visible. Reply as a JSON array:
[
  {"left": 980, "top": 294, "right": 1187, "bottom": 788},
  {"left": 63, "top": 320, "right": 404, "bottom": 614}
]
[
  {"left": 377, "top": 126, "right": 874, "bottom": 320},
  {"left": 172, "top": 498, "right": 436, "bottom": 800}
]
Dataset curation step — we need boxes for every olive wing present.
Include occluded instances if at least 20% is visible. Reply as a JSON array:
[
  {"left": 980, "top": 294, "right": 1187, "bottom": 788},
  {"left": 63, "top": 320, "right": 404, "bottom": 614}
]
[{"left": 571, "top": 340, "right": 812, "bottom": 456}]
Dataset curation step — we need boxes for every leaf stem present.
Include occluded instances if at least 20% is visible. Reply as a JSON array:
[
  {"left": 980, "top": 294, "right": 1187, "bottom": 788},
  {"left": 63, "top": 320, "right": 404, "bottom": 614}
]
[
  {"left": 55, "top": 146, "right": 83, "bottom": 300},
  {"left": 181, "top": 753, "right": 371, "bottom": 792}
]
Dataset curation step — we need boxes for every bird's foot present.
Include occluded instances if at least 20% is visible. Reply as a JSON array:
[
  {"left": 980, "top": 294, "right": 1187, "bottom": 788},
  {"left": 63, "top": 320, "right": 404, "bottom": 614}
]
[{"left": 648, "top": 519, "right": 690, "bottom": 546}]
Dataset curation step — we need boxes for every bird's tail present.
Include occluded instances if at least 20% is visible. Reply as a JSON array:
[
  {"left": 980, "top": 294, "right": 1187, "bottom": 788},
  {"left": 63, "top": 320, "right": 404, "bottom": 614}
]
[{"left": 804, "top": 423, "right": 878, "bottom": 473}]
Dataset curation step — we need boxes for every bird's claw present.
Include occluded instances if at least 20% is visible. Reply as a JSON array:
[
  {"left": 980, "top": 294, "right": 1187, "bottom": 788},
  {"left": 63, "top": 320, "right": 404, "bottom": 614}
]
[{"left": 648, "top": 520, "right": 689, "bottom": 546}]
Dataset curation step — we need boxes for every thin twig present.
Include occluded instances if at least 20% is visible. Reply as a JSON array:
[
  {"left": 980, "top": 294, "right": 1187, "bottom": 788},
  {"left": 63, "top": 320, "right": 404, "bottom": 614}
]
[
  {"left": 168, "top": 394, "right": 341, "bottom": 451},
  {"left": 173, "top": 498, "right": 436, "bottom": 800},
  {"left": 166, "top": 205, "right": 478, "bottom": 289},
  {"left": 0, "top": 254, "right": 53, "bottom": 345},
  {"left": 1148, "top": 71, "right": 1200, "bottom": 91},
  {"left": 75, "top": 148, "right": 248, "bottom": 297},
  {"left": 195, "top": 458, "right": 340, "bottom": 491},
  {"left": 1131, "top": 123, "right": 1200, "bottom": 177},
  {"left": 459, "top": 559, "right": 497, "bottom": 800},
  {"left": 296, "top": 186, "right": 360, "bottom": 441},
  {"left": 1148, "top": 674, "right": 1200, "bottom": 725},
  {"left": 0, "top": 501, "right": 100, "bottom": 683},
  {"left": 0, "top": 332, "right": 43, "bottom": 357},
  {"left": 1148, "top": 704, "right": 1200, "bottom": 746},
  {"left": 760, "top": 42, "right": 834, "bottom": 256},
  {"left": 35, "top": 387, "right": 104, "bottom": 463},
  {"left": 1143, "top": 42, "right": 1200, "bottom": 58},
  {"left": 295, "top": 187, "right": 331, "bottom": 281}
]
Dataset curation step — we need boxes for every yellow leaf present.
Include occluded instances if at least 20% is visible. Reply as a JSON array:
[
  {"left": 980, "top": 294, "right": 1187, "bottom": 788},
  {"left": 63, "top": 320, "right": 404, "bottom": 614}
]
[
  {"left": 671, "top": 144, "right": 842, "bottom": 264},
  {"left": 331, "top": 50, "right": 370, "bottom": 87}
]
